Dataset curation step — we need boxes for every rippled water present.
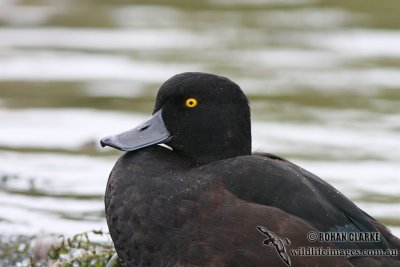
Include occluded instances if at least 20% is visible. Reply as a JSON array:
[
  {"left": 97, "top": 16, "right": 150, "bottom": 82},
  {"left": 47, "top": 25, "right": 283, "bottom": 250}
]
[{"left": 0, "top": 0, "right": 399, "bottom": 237}]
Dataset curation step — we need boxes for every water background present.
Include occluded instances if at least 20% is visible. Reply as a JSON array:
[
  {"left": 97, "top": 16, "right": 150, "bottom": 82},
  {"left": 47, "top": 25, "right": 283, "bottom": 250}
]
[{"left": 0, "top": 0, "right": 399, "bottom": 237}]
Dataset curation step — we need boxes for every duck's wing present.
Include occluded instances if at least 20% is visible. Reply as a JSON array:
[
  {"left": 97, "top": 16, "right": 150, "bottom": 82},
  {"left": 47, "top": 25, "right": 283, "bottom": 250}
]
[{"left": 220, "top": 153, "right": 400, "bottom": 252}]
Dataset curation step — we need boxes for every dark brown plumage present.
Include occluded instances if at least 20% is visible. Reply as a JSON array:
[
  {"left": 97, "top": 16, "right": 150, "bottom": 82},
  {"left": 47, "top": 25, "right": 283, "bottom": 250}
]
[{"left": 102, "top": 72, "right": 400, "bottom": 266}]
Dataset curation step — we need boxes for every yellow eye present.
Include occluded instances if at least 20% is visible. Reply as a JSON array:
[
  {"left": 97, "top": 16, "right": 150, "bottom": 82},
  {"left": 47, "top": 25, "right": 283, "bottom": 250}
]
[{"left": 185, "top": 98, "right": 198, "bottom": 108}]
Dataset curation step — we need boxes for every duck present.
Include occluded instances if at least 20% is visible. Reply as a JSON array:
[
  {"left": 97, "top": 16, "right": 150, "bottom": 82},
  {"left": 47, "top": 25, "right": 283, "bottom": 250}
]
[{"left": 101, "top": 72, "right": 400, "bottom": 267}]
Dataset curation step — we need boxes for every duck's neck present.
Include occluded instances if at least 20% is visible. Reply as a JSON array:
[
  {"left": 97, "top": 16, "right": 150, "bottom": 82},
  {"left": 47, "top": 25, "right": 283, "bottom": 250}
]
[{"left": 172, "top": 131, "right": 252, "bottom": 166}]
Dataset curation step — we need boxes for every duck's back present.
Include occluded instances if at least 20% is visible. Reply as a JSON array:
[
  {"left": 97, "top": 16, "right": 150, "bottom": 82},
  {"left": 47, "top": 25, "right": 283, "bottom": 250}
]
[{"left": 214, "top": 152, "right": 400, "bottom": 266}]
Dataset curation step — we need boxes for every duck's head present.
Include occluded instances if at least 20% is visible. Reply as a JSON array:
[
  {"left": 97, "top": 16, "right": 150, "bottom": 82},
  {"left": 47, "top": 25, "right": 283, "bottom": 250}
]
[{"left": 101, "top": 72, "right": 251, "bottom": 165}]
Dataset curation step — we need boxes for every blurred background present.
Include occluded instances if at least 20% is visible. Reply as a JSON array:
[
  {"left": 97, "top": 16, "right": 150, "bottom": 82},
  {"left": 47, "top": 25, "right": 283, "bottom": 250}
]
[{"left": 0, "top": 0, "right": 399, "bottom": 240}]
